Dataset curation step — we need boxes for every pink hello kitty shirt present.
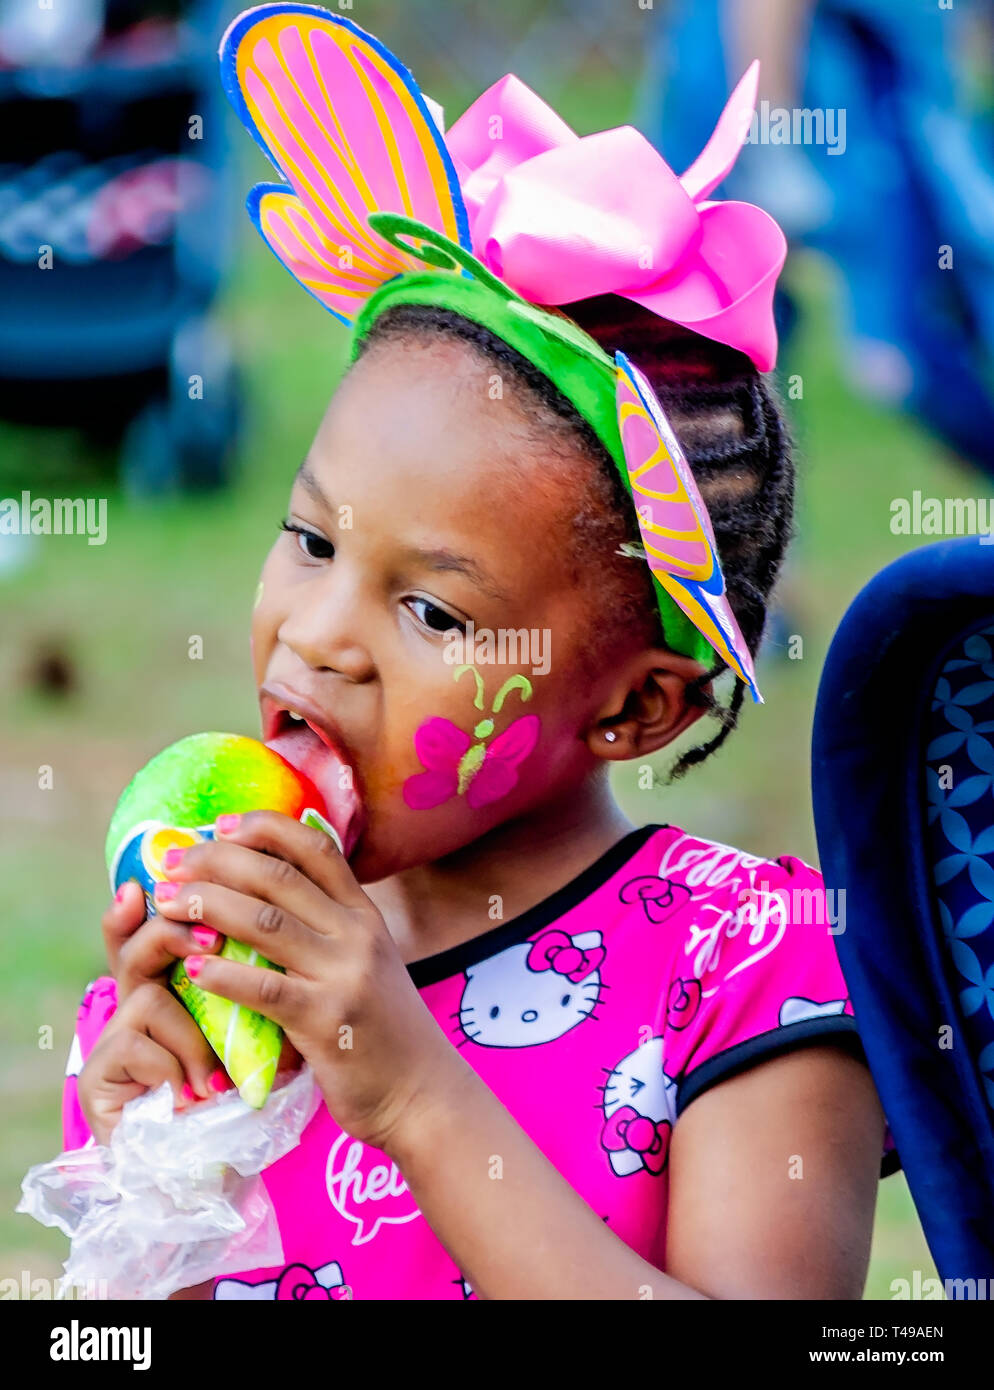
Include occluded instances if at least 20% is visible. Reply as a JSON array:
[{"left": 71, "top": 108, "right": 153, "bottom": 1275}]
[{"left": 63, "top": 824, "right": 899, "bottom": 1300}]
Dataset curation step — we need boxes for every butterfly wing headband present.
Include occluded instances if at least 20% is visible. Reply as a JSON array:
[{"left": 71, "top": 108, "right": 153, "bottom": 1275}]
[{"left": 220, "top": 3, "right": 774, "bottom": 701}]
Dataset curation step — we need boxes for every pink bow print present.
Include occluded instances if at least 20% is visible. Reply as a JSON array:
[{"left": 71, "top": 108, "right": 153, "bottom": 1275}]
[
  {"left": 601, "top": 1107, "right": 672, "bottom": 1176},
  {"left": 526, "top": 928, "right": 605, "bottom": 982},
  {"left": 274, "top": 1263, "right": 348, "bottom": 1301},
  {"left": 619, "top": 875, "right": 693, "bottom": 925},
  {"left": 665, "top": 977, "right": 702, "bottom": 1032},
  {"left": 444, "top": 62, "right": 786, "bottom": 370}
]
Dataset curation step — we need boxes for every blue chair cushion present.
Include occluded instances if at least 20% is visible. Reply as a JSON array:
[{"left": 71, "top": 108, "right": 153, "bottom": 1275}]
[
  {"left": 813, "top": 538, "right": 994, "bottom": 1283},
  {"left": 926, "top": 622, "right": 994, "bottom": 1109}
]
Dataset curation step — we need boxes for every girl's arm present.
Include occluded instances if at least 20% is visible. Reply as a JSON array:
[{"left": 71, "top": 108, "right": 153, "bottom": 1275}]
[
  {"left": 387, "top": 1042, "right": 885, "bottom": 1300},
  {"left": 664, "top": 1045, "right": 884, "bottom": 1299}
]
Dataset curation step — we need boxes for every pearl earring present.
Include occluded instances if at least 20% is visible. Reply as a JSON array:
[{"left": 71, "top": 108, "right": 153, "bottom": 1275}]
[{"left": 604, "top": 731, "right": 618, "bottom": 743}]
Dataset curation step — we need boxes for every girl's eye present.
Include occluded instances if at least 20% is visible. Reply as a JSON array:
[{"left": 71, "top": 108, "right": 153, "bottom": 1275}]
[
  {"left": 280, "top": 520, "right": 334, "bottom": 561},
  {"left": 630, "top": 1077, "right": 645, "bottom": 1097},
  {"left": 407, "top": 597, "right": 467, "bottom": 634}
]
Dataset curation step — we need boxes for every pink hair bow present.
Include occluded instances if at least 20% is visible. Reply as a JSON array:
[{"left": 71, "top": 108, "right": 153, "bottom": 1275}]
[{"left": 444, "top": 63, "right": 786, "bottom": 371}]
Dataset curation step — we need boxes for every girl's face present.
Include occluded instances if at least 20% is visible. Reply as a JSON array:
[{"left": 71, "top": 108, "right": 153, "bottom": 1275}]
[{"left": 252, "top": 337, "right": 628, "bottom": 882}]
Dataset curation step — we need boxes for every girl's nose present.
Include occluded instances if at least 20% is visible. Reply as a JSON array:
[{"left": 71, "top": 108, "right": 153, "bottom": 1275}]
[{"left": 276, "top": 572, "right": 375, "bottom": 681}]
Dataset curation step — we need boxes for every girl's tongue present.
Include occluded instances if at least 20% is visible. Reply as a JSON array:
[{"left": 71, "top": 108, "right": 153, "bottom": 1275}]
[{"left": 266, "top": 719, "right": 363, "bottom": 858}]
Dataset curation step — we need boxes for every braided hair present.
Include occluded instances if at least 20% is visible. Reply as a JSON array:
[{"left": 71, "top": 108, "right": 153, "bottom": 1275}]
[{"left": 353, "top": 294, "right": 795, "bottom": 778}]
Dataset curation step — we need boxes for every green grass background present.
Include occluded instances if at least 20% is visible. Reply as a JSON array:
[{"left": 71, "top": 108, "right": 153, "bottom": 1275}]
[{"left": 0, "top": 36, "right": 979, "bottom": 1298}]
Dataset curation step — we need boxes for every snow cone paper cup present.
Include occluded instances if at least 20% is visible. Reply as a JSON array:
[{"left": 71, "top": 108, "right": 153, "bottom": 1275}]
[{"left": 106, "top": 732, "right": 343, "bottom": 1109}]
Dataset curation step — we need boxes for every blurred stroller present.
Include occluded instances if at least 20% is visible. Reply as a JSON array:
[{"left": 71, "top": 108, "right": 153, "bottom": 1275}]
[{"left": 0, "top": 0, "right": 239, "bottom": 493}]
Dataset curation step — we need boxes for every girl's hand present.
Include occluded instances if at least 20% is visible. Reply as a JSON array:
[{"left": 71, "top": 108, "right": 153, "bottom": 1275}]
[
  {"left": 150, "top": 811, "right": 456, "bottom": 1153},
  {"left": 100, "top": 881, "right": 304, "bottom": 1072},
  {"left": 101, "top": 878, "right": 225, "bottom": 1003},
  {"left": 77, "top": 982, "right": 226, "bottom": 1146}
]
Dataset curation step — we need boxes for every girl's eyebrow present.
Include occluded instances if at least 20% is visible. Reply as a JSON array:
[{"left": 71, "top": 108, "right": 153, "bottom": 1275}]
[
  {"left": 295, "top": 460, "right": 329, "bottom": 508},
  {"left": 294, "top": 461, "right": 510, "bottom": 603},
  {"left": 403, "top": 546, "right": 510, "bottom": 603}
]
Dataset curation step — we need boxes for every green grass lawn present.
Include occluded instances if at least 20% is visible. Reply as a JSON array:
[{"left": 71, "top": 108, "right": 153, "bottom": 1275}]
[{"left": 0, "top": 76, "right": 975, "bottom": 1297}]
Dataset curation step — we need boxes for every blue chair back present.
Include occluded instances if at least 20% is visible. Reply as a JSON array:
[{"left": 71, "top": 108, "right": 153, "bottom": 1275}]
[{"left": 813, "top": 538, "right": 994, "bottom": 1282}]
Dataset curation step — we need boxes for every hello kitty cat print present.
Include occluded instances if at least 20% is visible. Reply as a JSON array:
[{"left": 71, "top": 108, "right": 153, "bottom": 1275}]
[
  {"left": 455, "top": 927, "right": 607, "bottom": 1047},
  {"left": 598, "top": 1037, "right": 678, "bottom": 1178},
  {"left": 214, "top": 1259, "right": 348, "bottom": 1301}
]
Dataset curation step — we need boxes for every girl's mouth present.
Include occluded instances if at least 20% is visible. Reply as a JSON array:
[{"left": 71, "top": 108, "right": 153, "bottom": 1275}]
[{"left": 261, "top": 692, "right": 364, "bottom": 858}]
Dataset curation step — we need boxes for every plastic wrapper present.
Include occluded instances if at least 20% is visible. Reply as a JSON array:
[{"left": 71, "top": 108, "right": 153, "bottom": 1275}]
[{"left": 17, "top": 1064, "right": 319, "bottom": 1300}]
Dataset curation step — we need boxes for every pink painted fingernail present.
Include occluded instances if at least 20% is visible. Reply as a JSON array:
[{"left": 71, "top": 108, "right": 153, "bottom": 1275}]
[
  {"left": 191, "top": 927, "right": 218, "bottom": 949},
  {"left": 210, "top": 1068, "right": 232, "bottom": 1092},
  {"left": 154, "top": 881, "right": 179, "bottom": 902},
  {"left": 181, "top": 1082, "right": 196, "bottom": 1103},
  {"left": 163, "top": 847, "right": 185, "bottom": 871},
  {"left": 114, "top": 884, "right": 126, "bottom": 904},
  {"left": 185, "top": 955, "right": 205, "bottom": 979},
  {"left": 216, "top": 814, "right": 240, "bottom": 834}
]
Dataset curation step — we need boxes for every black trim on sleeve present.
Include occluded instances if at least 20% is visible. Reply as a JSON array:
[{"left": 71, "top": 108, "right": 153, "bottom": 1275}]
[
  {"left": 675, "top": 1015, "right": 901, "bottom": 1180},
  {"left": 880, "top": 1147, "right": 902, "bottom": 1179}
]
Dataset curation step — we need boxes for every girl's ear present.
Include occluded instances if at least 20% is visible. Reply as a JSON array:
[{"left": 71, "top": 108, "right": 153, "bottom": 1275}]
[{"left": 585, "top": 649, "right": 711, "bottom": 761}]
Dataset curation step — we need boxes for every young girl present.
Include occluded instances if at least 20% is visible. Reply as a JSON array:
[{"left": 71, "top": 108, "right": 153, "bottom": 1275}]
[{"left": 65, "top": 4, "right": 896, "bottom": 1300}]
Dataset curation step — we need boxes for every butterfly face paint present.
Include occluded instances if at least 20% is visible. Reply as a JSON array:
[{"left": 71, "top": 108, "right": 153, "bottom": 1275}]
[{"left": 403, "top": 666, "right": 540, "bottom": 810}]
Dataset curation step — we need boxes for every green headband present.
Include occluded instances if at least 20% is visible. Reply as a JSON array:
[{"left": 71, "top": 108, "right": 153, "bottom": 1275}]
[{"left": 346, "top": 214, "right": 712, "bottom": 667}]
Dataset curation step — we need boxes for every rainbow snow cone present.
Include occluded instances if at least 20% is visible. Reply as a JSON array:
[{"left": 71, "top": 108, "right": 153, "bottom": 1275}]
[{"left": 106, "top": 732, "right": 338, "bottom": 1108}]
